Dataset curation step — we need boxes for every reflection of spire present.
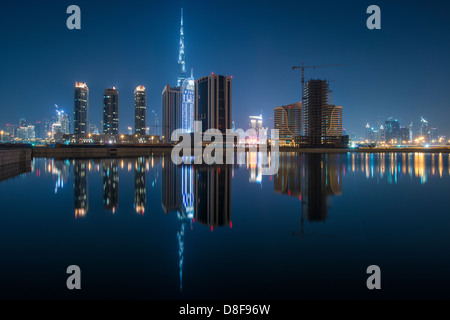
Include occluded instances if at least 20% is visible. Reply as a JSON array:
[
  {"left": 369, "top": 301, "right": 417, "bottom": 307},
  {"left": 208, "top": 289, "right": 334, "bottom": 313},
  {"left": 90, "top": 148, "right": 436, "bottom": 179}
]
[
  {"left": 177, "top": 8, "right": 186, "bottom": 87},
  {"left": 177, "top": 215, "right": 186, "bottom": 291}
]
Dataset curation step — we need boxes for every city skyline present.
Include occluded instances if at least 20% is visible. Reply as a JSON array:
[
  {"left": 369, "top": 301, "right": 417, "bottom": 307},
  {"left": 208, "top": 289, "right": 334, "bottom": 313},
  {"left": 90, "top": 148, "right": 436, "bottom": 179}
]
[{"left": 1, "top": 1, "right": 450, "bottom": 138}]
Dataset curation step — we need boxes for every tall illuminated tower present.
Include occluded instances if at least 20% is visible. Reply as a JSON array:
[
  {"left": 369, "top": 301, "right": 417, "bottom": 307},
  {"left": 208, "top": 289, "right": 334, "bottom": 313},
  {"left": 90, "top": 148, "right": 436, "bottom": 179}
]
[
  {"left": 103, "top": 87, "right": 119, "bottom": 135},
  {"left": 182, "top": 69, "right": 195, "bottom": 133},
  {"left": 134, "top": 85, "right": 146, "bottom": 135},
  {"left": 74, "top": 82, "right": 89, "bottom": 134},
  {"left": 177, "top": 8, "right": 186, "bottom": 87}
]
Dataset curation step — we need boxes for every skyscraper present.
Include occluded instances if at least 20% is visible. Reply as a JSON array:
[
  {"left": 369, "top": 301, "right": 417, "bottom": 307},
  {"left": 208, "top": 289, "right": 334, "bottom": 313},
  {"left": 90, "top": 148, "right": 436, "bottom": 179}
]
[
  {"left": 303, "top": 80, "right": 328, "bottom": 147},
  {"left": 74, "top": 82, "right": 89, "bottom": 134},
  {"left": 177, "top": 8, "right": 186, "bottom": 87},
  {"left": 182, "top": 70, "right": 195, "bottom": 133},
  {"left": 385, "top": 118, "right": 400, "bottom": 143},
  {"left": 249, "top": 115, "right": 263, "bottom": 136},
  {"left": 103, "top": 87, "right": 119, "bottom": 136},
  {"left": 162, "top": 85, "right": 182, "bottom": 142},
  {"left": 195, "top": 74, "right": 232, "bottom": 133},
  {"left": 420, "top": 117, "right": 430, "bottom": 142},
  {"left": 274, "top": 103, "right": 302, "bottom": 141},
  {"left": 134, "top": 86, "right": 146, "bottom": 135}
]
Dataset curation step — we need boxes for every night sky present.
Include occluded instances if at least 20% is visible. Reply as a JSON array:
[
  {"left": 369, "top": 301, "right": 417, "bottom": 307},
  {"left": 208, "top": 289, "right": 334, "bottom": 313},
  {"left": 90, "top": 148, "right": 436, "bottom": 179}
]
[{"left": 1, "top": 0, "right": 450, "bottom": 137}]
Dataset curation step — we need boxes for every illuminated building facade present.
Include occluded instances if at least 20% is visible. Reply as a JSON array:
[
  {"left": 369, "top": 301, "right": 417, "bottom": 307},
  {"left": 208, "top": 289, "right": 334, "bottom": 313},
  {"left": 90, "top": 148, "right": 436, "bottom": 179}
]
[
  {"left": 385, "top": 118, "right": 400, "bottom": 143},
  {"left": 103, "top": 87, "right": 119, "bottom": 135},
  {"left": 302, "top": 80, "right": 328, "bottom": 147},
  {"left": 162, "top": 85, "right": 182, "bottom": 142},
  {"left": 195, "top": 74, "right": 232, "bottom": 133},
  {"left": 177, "top": 9, "right": 186, "bottom": 87},
  {"left": 134, "top": 86, "right": 146, "bottom": 135},
  {"left": 249, "top": 115, "right": 263, "bottom": 136},
  {"left": 182, "top": 71, "right": 195, "bottom": 133},
  {"left": 74, "top": 82, "right": 89, "bottom": 134},
  {"left": 274, "top": 103, "right": 302, "bottom": 142},
  {"left": 324, "top": 105, "right": 343, "bottom": 136}
]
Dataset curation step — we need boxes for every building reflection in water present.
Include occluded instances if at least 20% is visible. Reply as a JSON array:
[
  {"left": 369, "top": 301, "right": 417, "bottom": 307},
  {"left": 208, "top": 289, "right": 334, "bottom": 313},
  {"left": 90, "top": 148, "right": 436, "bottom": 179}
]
[
  {"left": 74, "top": 160, "right": 89, "bottom": 218},
  {"left": 134, "top": 157, "right": 146, "bottom": 215},
  {"left": 43, "top": 159, "right": 70, "bottom": 194},
  {"left": 102, "top": 159, "right": 119, "bottom": 213},
  {"left": 274, "top": 153, "right": 342, "bottom": 235},
  {"left": 161, "top": 155, "right": 232, "bottom": 291}
]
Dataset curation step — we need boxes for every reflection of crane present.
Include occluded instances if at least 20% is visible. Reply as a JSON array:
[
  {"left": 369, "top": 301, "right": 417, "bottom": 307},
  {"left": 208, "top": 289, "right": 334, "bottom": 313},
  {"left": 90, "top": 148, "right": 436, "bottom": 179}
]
[{"left": 292, "top": 63, "right": 348, "bottom": 101}]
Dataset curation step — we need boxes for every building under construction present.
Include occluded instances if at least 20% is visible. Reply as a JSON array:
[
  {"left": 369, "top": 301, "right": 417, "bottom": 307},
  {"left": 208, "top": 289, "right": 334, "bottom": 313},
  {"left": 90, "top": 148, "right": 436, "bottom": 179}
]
[{"left": 298, "top": 79, "right": 347, "bottom": 148}]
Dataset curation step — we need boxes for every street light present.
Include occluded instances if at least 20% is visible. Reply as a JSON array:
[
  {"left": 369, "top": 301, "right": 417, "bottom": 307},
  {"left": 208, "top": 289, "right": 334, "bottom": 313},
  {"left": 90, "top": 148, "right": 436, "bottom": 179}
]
[{"left": 0, "top": 130, "right": 4, "bottom": 143}]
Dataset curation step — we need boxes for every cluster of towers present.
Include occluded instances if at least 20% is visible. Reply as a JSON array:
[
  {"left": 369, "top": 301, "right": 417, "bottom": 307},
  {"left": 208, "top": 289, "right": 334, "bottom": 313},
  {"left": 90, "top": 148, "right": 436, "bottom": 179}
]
[
  {"left": 73, "top": 9, "right": 233, "bottom": 144},
  {"left": 74, "top": 82, "right": 147, "bottom": 139},
  {"left": 161, "top": 9, "right": 232, "bottom": 142}
]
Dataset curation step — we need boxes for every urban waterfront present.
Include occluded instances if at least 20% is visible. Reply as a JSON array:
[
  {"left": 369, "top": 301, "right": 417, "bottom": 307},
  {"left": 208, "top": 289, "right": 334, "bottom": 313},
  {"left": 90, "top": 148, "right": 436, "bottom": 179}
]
[{"left": 1, "top": 152, "right": 450, "bottom": 299}]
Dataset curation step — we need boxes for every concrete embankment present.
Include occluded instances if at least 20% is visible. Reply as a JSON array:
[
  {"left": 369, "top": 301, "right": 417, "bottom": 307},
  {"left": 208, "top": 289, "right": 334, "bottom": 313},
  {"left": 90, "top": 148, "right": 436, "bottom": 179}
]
[
  {"left": 0, "top": 147, "right": 32, "bottom": 182},
  {"left": 32, "top": 145, "right": 173, "bottom": 159}
]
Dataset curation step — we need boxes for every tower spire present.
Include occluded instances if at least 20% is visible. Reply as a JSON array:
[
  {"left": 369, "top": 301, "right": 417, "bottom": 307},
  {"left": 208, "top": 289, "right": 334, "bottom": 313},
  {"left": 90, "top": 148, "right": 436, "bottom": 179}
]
[{"left": 177, "top": 8, "right": 186, "bottom": 87}]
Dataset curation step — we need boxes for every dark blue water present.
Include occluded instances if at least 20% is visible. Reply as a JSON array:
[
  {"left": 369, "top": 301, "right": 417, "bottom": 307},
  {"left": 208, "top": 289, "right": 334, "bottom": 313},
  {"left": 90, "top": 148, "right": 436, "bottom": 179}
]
[{"left": 1, "top": 152, "right": 450, "bottom": 299}]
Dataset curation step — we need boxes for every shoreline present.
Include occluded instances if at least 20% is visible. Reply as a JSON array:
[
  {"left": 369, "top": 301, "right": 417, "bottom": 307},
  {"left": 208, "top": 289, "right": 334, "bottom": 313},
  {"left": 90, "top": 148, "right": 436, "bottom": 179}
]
[{"left": 2, "top": 144, "right": 450, "bottom": 160}]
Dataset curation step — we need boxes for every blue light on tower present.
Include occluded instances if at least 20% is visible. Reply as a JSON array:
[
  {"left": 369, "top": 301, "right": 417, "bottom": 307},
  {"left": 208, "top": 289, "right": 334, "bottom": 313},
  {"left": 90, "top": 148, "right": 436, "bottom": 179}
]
[{"left": 182, "top": 70, "right": 195, "bottom": 133}]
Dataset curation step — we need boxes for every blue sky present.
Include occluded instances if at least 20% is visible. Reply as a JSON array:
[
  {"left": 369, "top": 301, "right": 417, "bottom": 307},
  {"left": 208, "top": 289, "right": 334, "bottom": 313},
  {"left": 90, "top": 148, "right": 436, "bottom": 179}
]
[{"left": 1, "top": 0, "right": 450, "bottom": 137}]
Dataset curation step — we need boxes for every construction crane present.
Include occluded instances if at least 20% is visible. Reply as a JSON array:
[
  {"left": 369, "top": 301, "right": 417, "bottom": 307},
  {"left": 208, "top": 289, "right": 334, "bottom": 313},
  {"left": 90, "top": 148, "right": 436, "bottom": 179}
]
[{"left": 292, "top": 63, "right": 347, "bottom": 101}]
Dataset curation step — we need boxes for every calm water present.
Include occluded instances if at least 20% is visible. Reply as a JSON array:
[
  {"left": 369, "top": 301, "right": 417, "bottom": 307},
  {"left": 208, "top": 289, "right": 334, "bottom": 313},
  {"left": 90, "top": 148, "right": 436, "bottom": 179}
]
[{"left": 1, "top": 152, "right": 450, "bottom": 299}]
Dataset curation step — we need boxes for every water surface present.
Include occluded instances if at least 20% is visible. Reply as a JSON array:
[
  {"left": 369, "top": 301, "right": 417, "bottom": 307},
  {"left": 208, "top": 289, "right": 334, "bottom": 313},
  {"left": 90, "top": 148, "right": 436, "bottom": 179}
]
[{"left": 0, "top": 152, "right": 449, "bottom": 299}]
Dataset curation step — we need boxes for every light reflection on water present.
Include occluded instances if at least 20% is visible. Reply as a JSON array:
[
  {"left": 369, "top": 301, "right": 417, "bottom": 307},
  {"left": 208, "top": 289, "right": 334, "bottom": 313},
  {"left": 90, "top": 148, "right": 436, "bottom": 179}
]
[{"left": 1, "top": 152, "right": 450, "bottom": 299}]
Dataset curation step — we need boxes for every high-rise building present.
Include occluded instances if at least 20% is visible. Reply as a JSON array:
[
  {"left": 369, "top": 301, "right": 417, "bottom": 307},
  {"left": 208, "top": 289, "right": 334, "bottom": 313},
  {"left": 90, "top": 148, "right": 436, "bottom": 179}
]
[
  {"left": 134, "top": 86, "right": 146, "bottom": 135},
  {"left": 162, "top": 85, "right": 182, "bottom": 142},
  {"left": 385, "top": 118, "right": 400, "bottom": 143},
  {"left": 182, "top": 70, "right": 195, "bottom": 133},
  {"left": 420, "top": 117, "right": 430, "bottom": 141},
  {"left": 274, "top": 103, "right": 302, "bottom": 141},
  {"left": 195, "top": 74, "right": 232, "bottom": 133},
  {"left": 103, "top": 87, "right": 119, "bottom": 135},
  {"left": 302, "top": 80, "right": 328, "bottom": 146},
  {"left": 400, "top": 127, "right": 410, "bottom": 143},
  {"left": 34, "top": 121, "right": 45, "bottom": 139},
  {"left": 431, "top": 127, "right": 439, "bottom": 142},
  {"left": 74, "top": 82, "right": 89, "bottom": 134},
  {"left": 177, "top": 8, "right": 186, "bottom": 87},
  {"left": 89, "top": 123, "right": 99, "bottom": 135},
  {"left": 56, "top": 110, "right": 70, "bottom": 134},
  {"left": 27, "top": 125, "right": 35, "bottom": 140},
  {"left": 249, "top": 115, "right": 263, "bottom": 136}
]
